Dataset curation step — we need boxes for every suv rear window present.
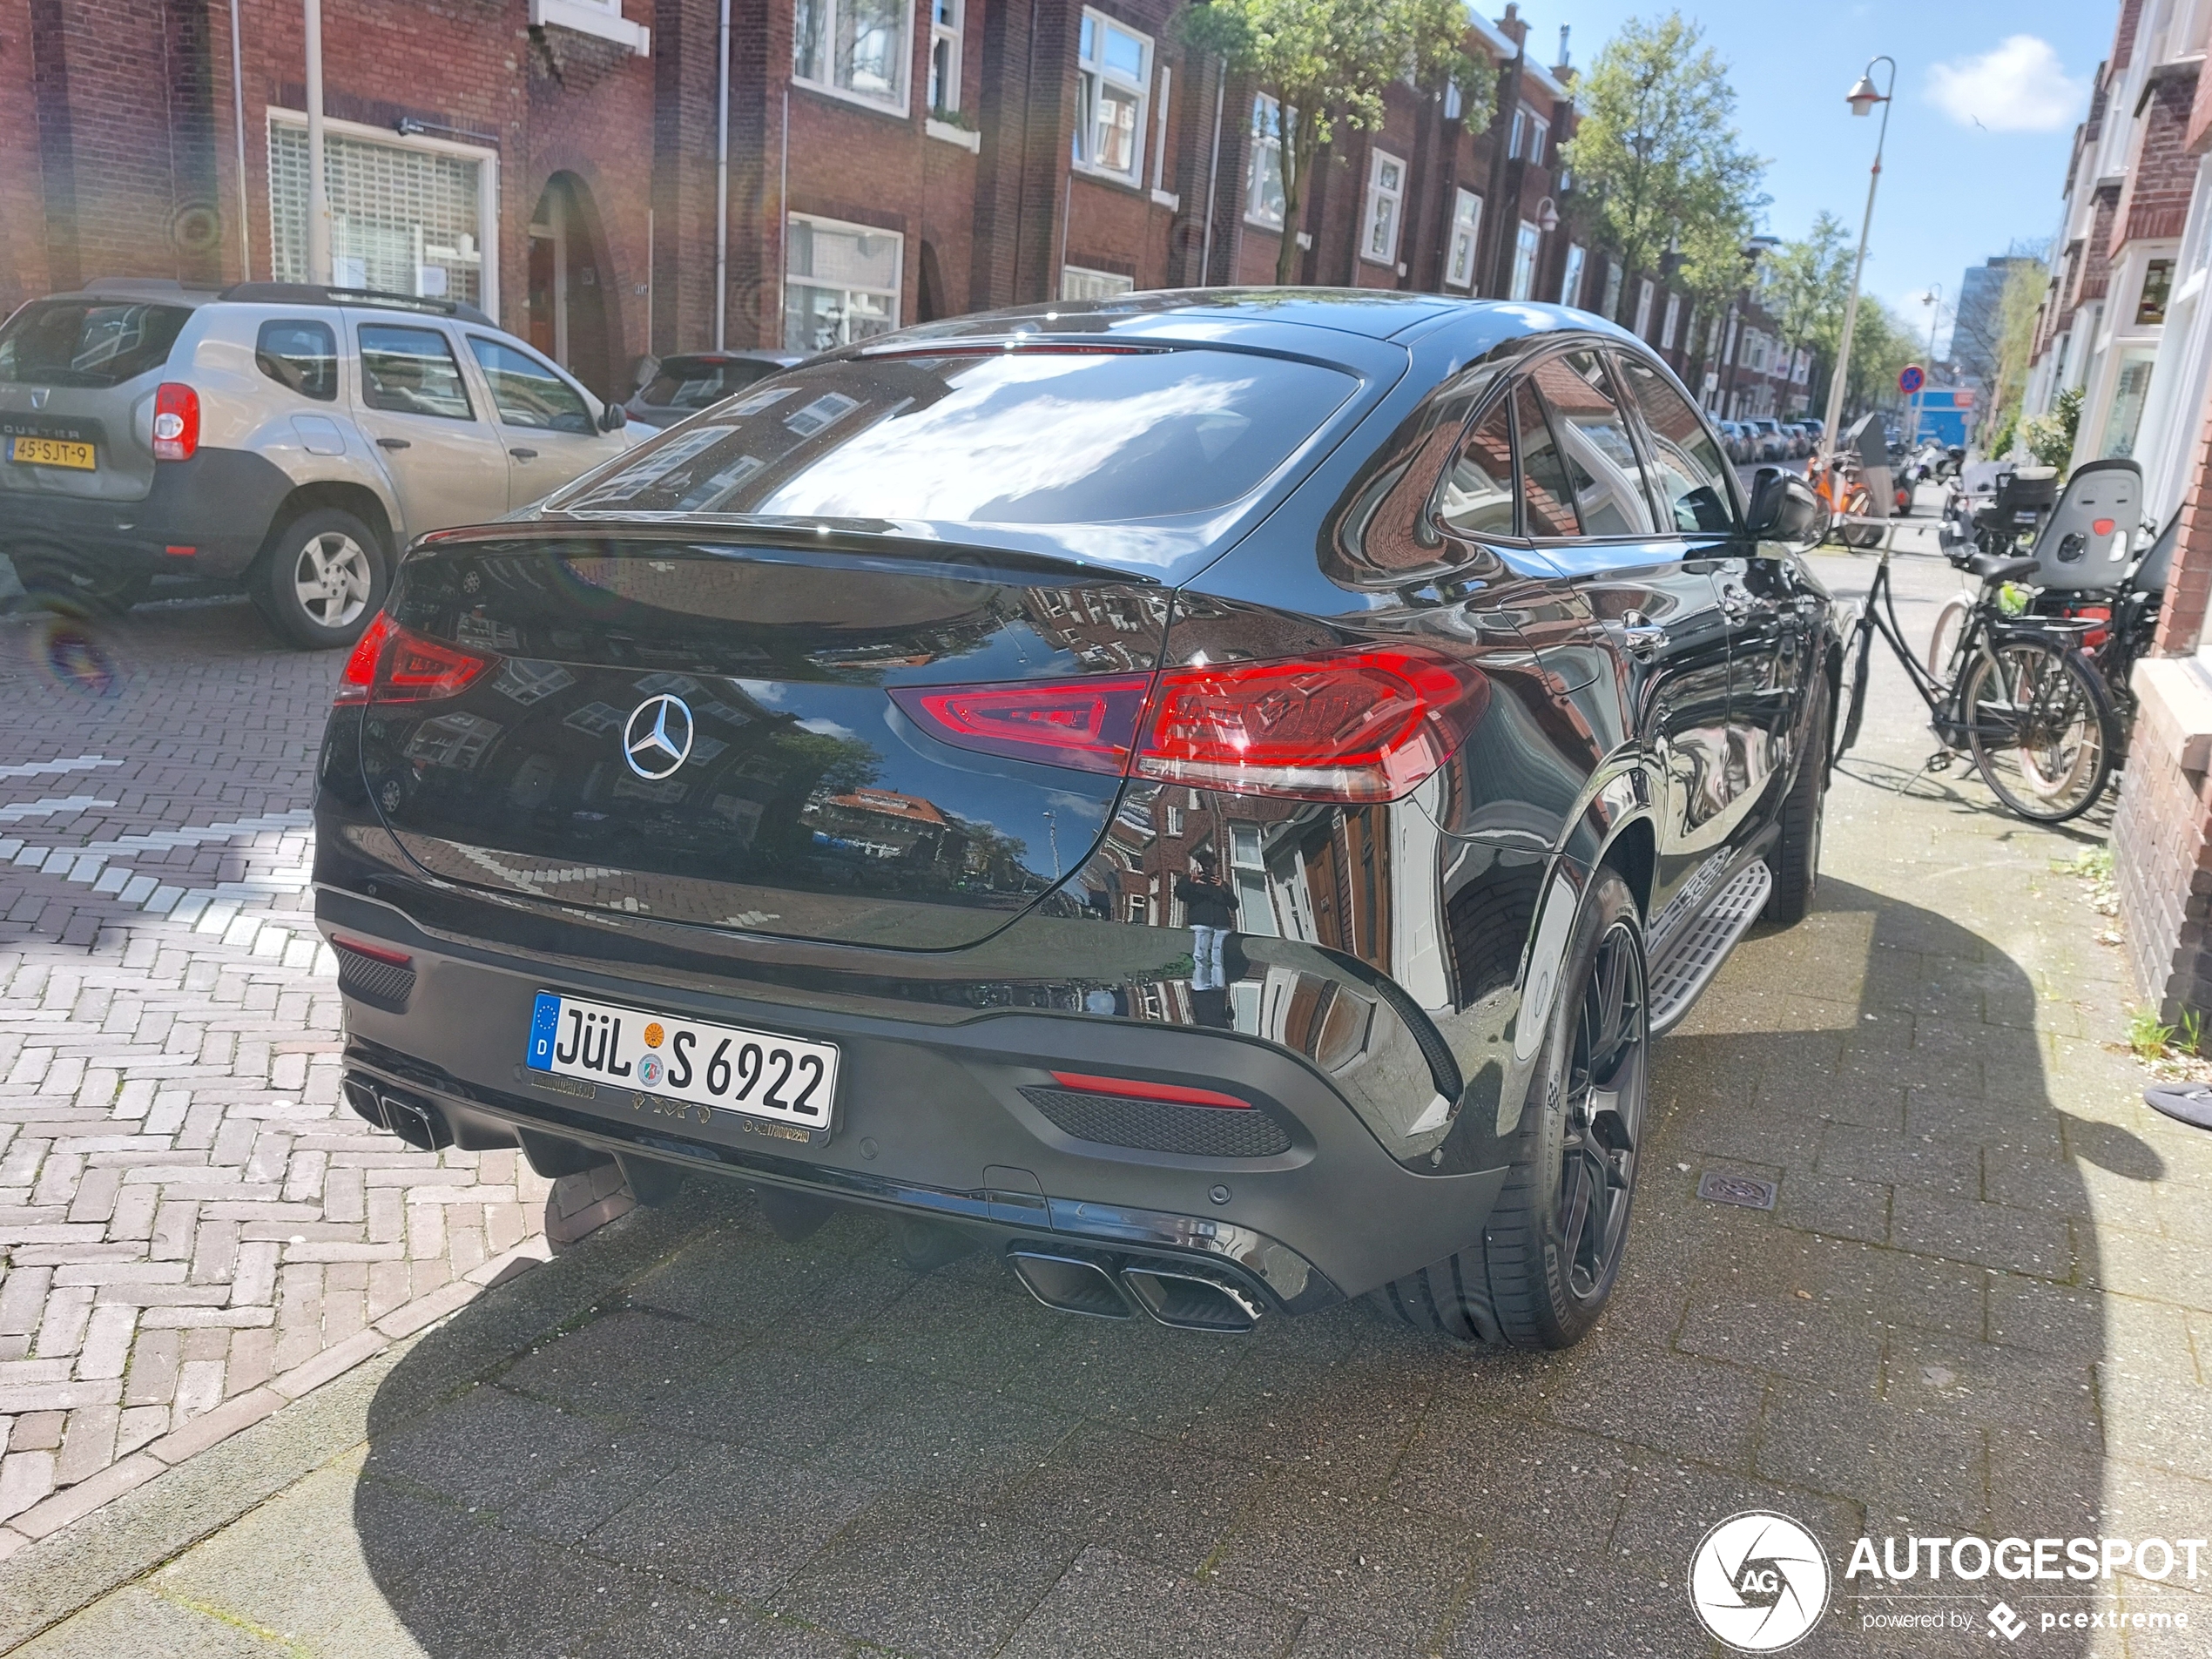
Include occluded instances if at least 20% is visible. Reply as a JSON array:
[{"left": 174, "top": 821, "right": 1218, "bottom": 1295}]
[
  {"left": 639, "top": 358, "right": 780, "bottom": 409},
  {"left": 0, "top": 300, "right": 191, "bottom": 387},
  {"left": 553, "top": 347, "right": 1357, "bottom": 523}
]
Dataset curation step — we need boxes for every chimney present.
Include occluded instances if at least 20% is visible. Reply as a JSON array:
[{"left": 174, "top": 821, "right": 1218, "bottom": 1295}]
[
  {"left": 1557, "top": 25, "right": 1570, "bottom": 70},
  {"left": 1498, "top": 3, "right": 1527, "bottom": 47}
]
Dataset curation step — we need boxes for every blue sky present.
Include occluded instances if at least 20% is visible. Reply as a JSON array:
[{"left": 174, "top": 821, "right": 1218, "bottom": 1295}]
[{"left": 1531, "top": 0, "right": 2115, "bottom": 355}]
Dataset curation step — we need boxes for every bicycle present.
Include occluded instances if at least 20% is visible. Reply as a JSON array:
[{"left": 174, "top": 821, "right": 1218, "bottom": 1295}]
[
  {"left": 1807, "top": 451, "right": 1883, "bottom": 548},
  {"left": 1832, "top": 536, "right": 2121, "bottom": 825}
]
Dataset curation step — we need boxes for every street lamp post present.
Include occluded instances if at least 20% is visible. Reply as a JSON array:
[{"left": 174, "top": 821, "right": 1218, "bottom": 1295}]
[{"left": 1820, "top": 55, "right": 1897, "bottom": 468}]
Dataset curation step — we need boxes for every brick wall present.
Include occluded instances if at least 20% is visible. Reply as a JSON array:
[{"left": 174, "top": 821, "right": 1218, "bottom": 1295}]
[
  {"left": 2112, "top": 66, "right": 2200, "bottom": 259},
  {"left": 2112, "top": 671, "right": 2212, "bottom": 1021}
]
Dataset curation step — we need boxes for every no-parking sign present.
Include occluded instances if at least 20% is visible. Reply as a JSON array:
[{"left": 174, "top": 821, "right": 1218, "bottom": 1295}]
[{"left": 1898, "top": 364, "right": 1926, "bottom": 395}]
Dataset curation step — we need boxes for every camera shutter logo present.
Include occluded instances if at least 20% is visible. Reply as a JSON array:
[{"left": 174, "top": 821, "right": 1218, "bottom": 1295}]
[
  {"left": 624, "top": 694, "right": 695, "bottom": 780},
  {"left": 1688, "top": 1511, "right": 1831, "bottom": 1652}
]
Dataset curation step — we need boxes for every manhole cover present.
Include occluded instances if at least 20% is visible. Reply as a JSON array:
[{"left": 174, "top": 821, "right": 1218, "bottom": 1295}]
[{"left": 1697, "top": 1171, "right": 1777, "bottom": 1210}]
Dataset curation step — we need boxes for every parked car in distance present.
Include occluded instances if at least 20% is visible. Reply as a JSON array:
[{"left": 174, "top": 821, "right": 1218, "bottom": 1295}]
[
  {"left": 320, "top": 288, "right": 1838, "bottom": 1352},
  {"left": 1799, "top": 416, "right": 1825, "bottom": 448},
  {"left": 1781, "top": 423, "right": 1810, "bottom": 459},
  {"left": 1748, "top": 418, "right": 1786, "bottom": 462},
  {"left": 0, "top": 279, "right": 637, "bottom": 646},
  {"left": 1716, "top": 421, "right": 1750, "bottom": 464},
  {"left": 623, "top": 351, "right": 805, "bottom": 429}
]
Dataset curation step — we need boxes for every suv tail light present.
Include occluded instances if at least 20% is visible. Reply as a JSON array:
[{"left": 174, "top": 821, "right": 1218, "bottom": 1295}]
[
  {"left": 333, "top": 612, "right": 495, "bottom": 706},
  {"left": 152, "top": 383, "right": 199, "bottom": 462},
  {"left": 894, "top": 645, "right": 1487, "bottom": 803}
]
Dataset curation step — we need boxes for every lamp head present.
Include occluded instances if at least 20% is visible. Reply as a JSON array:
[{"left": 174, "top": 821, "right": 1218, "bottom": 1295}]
[
  {"left": 1846, "top": 73, "right": 1885, "bottom": 117},
  {"left": 1537, "top": 199, "right": 1560, "bottom": 233}
]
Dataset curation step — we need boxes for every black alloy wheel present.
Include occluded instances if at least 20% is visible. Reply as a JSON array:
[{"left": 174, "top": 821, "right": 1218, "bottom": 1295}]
[{"left": 1554, "top": 915, "right": 1647, "bottom": 1305}]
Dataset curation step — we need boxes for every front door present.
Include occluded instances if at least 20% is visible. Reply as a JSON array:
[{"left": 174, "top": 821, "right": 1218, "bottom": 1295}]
[
  {"left": 463, "top": 334, "right": 623, "bottom": 509},
  {"left": 348, "top": 318, "right": 511, "bottom": 538}
]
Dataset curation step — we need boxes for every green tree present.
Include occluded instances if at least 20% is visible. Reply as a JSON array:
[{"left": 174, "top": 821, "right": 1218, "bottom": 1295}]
[
  {"left": 1761, "top": 212, "right": 1853, "bottom": 401},
  {"left": 1983, "top": 258, "right": 2051, "bottom": 451},
  {"left": 1842, "top": 294, "right": 1915, "bottom": 415},
  {"left": 1558, "top": 12, "right": 1765, "bottom": 320},
  {"left": 1181, "top": 0, "right": 1480, "bottom": 285}
]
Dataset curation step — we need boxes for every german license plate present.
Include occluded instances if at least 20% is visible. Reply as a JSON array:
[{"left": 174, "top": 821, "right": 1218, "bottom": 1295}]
[
  {"left": 525, "top": 991, "right": 838, "bottom": 1135},
  {"left": 9, "top": 436, "right": 94, "bottom": 470}
]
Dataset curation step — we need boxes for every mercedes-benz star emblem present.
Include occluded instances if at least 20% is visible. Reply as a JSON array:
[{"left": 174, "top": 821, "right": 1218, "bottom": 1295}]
[{"left": 622, "top": 694, "right": 694, "bottom": 780}]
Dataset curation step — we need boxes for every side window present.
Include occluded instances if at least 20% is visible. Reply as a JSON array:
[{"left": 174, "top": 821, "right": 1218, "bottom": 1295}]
[
  {"left": 358, "top": 324, "right": 473, "bottom": 421},
  {"left": 468, "top": 336, "right": 593, "bottom": 433},
  {"left": 1436, "top": 397, "right": 1515, "bottom": 537},
  {"left": 1530, "top": 351, "right": 1656, "bottom": 537},
  {"left": 254, "top": 320, "right": 337, "bottom": 401},
  {"left": 1614, "top": 355, "right": 1737, "bottom": 532},
  {"left": 1513, "top": 381, "right": 1579, "bottom": 538}
]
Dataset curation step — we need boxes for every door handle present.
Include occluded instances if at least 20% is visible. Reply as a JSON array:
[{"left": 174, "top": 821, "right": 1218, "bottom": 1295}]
[
  {"left": 509, "top": 447, "right": 538, "bottom": 461},
  {"left": 376, "top": 436, "right": 411, "bottom": 451},
  {"left": 1617, "top": 610, "right": 1667, "bottom": 661}
]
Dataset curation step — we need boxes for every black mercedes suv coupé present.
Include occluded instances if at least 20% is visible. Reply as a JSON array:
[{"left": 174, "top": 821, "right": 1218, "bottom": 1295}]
[{"left": 314, "top": 289, "right": 1836, "bottom": 1349}]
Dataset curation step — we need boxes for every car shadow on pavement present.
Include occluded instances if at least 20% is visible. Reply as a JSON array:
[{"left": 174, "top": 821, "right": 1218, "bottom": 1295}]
[{"left": 132, "top": 876, "right": 2135, "bottom": 1657}]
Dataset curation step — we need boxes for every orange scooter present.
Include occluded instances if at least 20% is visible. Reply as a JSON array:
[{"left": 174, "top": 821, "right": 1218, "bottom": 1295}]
[{"left": 1805, "top": 451, "right": 1884, "bottom": 548}]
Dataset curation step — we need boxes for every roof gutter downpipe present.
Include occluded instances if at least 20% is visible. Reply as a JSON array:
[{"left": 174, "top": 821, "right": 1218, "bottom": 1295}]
[
  {"left": 714, "top": 0, "right": 731, "bottom": 350},
  {"left": 304, "top": 0, "right": 330, "bottom": 285}
]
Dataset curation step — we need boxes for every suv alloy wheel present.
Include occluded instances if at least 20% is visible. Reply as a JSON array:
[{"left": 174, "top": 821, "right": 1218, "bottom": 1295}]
[{"left": 253, "top": 508, "right": 389, "bottom": 649}]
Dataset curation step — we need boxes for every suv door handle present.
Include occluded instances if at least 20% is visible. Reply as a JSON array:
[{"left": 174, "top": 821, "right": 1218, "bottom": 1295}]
[
  {"left": 376, "top": 436, "right": 411, "bottom": 451},
  {"left": 508, "top": 447, "right": 538, "bottom": 461},
  {"left": 1617, "top": 610, "right": 1667, "bottom": 661}
]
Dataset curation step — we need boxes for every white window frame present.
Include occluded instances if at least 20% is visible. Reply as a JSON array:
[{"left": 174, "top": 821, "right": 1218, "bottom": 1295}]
[
  {"left": 1073, "top": 8, "right": 1151, "bottom": 185},
  {"left": 1602, "top": 260, "right": 1623, "bottom": 320},
  {"left": 1526, "top": 113, "right": 1549, "bottom": 165},
  {"left": 1561, "top": 242, "right": 1585, "bottom": 308},
  {"left": 1245, "top": 92, "right": 1287, "bottom": 228},
  {"left": 1446, "top": 189, "right": 1483, "bottom": 289},
  {"left": 266, "top": 110, "right": 500, "bottom": 317},
  {"left": 793, "top": 0, "right": 915, "bottom": 116},
  {"left": 1360, "top": 147, "right": 1406, "bottom": 267},
  {"left": 1633, "top": 279, "right": 1655, "bottom": 338},
  {"left": 784, "top": 212, "right": 903, "bottom": 353},
  {"left": 1061, "top": 264, "right": 1134, "bottom": 301},
  {"left": 528, "top": 0, "right": 648, "bottom": 55},
  {"left": 928, "top": 0, "right": 961, "bottom": 114},
  {"left": 1509, "top": 219, "right": 1539, "bottom": 300},
  {"left": 1661, "top": 293, "right": 1681, "bottom": 350}
]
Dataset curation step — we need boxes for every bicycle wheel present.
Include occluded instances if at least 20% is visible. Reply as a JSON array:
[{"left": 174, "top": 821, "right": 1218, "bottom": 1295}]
[
  {"left": 1961, "top": 637, "right": 2118, "bottom": 824},
  {"left": 1831, "top": 604, "right": 1872, "bottom": 767},
  {"left": 1925, "top": 593, "right": 1972, "bottom": 682}
]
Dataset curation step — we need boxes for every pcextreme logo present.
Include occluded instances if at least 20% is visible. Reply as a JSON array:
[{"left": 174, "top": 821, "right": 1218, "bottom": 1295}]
[{"left": 1689, "top": 1511, "right": 1832, "bottom": 1652}]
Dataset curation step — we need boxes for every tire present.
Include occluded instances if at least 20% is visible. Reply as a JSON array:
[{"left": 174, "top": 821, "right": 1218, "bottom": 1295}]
[
  {"left": 1832, "top": 606, "right": 1872, "bottom": 767},
  {"left": 1925, "top": 593, "right": 1972, "bottom": 682},
  {"left": 1379, "top": 867, "right": 1649, "bottom": 1351},
  {"left": 1961, "top": 637, "right": 2118, "bottom": 825},
  {"left": 251, "top": 509, "right": 388, "bottom": 650},
  {"left": 1764, "top": 672, "right": 1827, "bottom": 926}
]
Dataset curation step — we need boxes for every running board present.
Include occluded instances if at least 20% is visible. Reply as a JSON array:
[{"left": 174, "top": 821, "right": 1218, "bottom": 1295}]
[{"left": 1647, "top": 860, "right": 1772, "bottom": 1036}]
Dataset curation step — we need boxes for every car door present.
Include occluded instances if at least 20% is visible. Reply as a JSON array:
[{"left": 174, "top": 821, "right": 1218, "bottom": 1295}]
[
  {"left": 348, "top": 317, "right": 511, "bottom": 537},
  {"left": 1516, "top": 348, "right": 1737, "bottom": 934},
  {"left": 464, "top": 334, "right": 623, "bottom": 509},
  {"left": 1615, "top": 354, "right": 1812, "bottom": 839}
]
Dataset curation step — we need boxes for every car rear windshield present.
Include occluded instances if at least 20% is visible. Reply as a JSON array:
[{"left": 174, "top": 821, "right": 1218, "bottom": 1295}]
[
  {"left": 0, "top": 300, "right": 192, "bottom": 388},
  {"left": 556, "top": 347, "right": 1358, "bottom": 523},
  {"left": 638, "top": 359, "right": 779, "bottom": 409}
]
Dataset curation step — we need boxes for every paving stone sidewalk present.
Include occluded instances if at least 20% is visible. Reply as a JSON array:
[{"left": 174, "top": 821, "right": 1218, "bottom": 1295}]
[{"left": 0, "top": 543, "right": 2207, "bottom": 1656}]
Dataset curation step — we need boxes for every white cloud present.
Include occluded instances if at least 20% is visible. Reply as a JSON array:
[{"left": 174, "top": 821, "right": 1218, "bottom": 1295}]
[{"left": 1926, "top": 36, "right": 2085, "bottom": 133}]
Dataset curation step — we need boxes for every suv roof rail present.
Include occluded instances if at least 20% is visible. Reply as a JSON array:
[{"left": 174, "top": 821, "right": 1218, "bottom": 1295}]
[
  {"left": 217, "top": 282, "right": 495, "bottom": 327},
  {"left": 83, "top": 276, "right": 219, "bottom": 297}
]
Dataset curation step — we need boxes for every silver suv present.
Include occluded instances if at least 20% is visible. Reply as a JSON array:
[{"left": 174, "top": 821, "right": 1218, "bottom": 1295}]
[{"left": 0, "top": 279, "right": 637, "bottom": 648}]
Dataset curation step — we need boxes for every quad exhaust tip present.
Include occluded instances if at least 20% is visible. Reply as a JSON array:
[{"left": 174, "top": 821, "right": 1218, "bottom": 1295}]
[
  {"left": 342, "top": 1073, "right": 453, "bottom": 1152},
  {"left": 1007, "top": 1248, "right": 1260, "bottom": 1332}
]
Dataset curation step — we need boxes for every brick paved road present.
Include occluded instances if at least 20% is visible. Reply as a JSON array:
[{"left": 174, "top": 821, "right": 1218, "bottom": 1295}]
[
  {"left": 1, "top": 538, "right": 2208, "bottom": 1656},
  {"left": 0, "top": 599, "right": 624, "bottom": 1550}
]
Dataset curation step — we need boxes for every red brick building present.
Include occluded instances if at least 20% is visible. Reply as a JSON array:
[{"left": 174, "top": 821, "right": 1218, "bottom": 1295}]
[{"left": 1, "top": 0, "right": 1747, "bottom": 406}]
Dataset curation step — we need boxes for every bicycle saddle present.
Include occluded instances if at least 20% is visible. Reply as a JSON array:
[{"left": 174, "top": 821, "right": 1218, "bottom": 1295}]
[{"left": 1967, "top": 553, "right": 2040, "bottom": 584}]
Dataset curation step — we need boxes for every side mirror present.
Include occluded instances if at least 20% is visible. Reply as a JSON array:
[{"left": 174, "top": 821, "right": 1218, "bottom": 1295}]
[
  {"left": 1746, "top": 465, "right": 1828, "bottom": 550},
  {"left": 599, "top": 401, "right": 627, "bottom": 433}
]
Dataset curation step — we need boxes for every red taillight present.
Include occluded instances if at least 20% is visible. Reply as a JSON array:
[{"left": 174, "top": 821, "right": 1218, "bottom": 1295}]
[
  {"left": 889, "top": 676, "right": 1149, "bottom": 775},
  {"left": 332, "top": 612, "right": 492, "bottom": 707},
  {"left": 331, "top": 934, "right": 413, "bottom": 968},
  {"left": 1135, "top": 647, "right": 1487, "bottom": 801},
  {"left": 334, "top": 612, "right": 394, "bottom": 705},
  {"left": 895, "top": 646, "right": 1486, "bottom": 803},
  {"left": 152, "top": 382, "right": 199, "bottom": 462},
  {"left": 1050, "top": 1070, "right": 1251, "bottom": 1109}
]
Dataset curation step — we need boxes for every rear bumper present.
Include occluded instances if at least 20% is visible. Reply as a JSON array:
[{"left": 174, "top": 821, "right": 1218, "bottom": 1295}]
[
  {"left": 0, "top": 448, "right": 291, "bottom": 580},
  {"left": 317, "top": 885, "right": 1513, "bottom": 1312}
]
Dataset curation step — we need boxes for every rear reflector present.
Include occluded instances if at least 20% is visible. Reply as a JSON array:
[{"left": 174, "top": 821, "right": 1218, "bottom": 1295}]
[
  {"left": 329, "top": 934, "right": 412, "bottom": 967},
  {"left": 333, "top": 611, "right": 494, "bottom": 707},
  {"left": 895, "top": 644, "right": 1487, "bottom": 802},
  {"left": 152, "top": 382, "right": 199, "bottom": 462},
  {"left": 1049, "top": 1070, "right": 1251, "bottom": 1109}
]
